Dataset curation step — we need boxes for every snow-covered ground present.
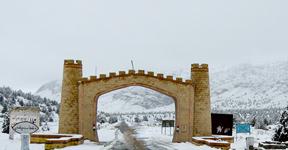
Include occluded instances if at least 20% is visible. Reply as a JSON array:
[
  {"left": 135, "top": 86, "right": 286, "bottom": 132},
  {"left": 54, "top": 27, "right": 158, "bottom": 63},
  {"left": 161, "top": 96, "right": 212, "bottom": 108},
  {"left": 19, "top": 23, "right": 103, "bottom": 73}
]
[
  {"left": 0, "top": 133, "right": 45, "bottom": 150},
  {"left": 0, "top": 121, "right": 276, "bottom": 150},
  {"left": 134, "top": 125, "right": 217, "bottom": 150},
  {"left": 230, "top": 126, "right": 275, "bottom": 150}
]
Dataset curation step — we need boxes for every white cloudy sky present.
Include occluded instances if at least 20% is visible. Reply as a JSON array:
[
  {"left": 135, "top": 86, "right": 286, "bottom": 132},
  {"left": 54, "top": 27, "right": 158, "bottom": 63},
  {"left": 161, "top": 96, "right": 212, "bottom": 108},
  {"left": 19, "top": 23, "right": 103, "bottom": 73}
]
[{"left": 0, "top": 0, "right": 288, "bottom": 92}]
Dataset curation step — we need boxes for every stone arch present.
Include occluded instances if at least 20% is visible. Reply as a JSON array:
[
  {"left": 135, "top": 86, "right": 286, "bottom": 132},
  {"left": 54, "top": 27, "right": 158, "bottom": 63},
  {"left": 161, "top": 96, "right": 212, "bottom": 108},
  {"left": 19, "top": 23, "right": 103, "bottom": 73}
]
[
  {"left": 58, "top": 59, "right": 212, "bottom": 143},
  {"left": 78, "top": 74, "right": 194, "bottom": 142},
  {"left": 94, "top": 84, "right": 178, "bottom": 141}
]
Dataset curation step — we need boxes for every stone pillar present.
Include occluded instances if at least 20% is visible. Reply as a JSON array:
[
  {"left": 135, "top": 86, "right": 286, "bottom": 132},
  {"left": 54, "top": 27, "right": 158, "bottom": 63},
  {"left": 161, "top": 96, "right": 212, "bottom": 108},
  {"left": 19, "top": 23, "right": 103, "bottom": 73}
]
[
  {"left": 59, "top": 59, "right": 82, "bottom": 134},
  {"left": 191, "top": 63, "right": 212, "bottom": 136}
]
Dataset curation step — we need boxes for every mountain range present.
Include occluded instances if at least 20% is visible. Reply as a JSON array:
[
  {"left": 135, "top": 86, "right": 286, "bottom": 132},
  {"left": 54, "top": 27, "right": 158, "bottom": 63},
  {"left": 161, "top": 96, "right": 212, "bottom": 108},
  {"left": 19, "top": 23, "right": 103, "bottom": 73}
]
[{"left": 35, "top": 61, "right": 288, "bottom": 113}]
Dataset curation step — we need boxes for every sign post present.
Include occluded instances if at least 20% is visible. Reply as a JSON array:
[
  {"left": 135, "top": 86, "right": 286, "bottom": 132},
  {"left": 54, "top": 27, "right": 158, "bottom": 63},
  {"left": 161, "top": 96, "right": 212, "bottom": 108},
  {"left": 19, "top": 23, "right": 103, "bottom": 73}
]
[
  {"left": 9, "top": 107, "right": 40, "bottom": 150},
  {"left": 211, "top": 113, "right": 233, "bottom": 136},
  {"left": 161, "top": 120, "right": 175, "bottom": 136},
  {"left": 21, "top": 134, "right": 30, "bottom": 150},
  {"left": 12, "top": 121, "right": 39, "bottom": 150},
  {"left": 236, "top": 123, "right": 251, "bottom": 141}
]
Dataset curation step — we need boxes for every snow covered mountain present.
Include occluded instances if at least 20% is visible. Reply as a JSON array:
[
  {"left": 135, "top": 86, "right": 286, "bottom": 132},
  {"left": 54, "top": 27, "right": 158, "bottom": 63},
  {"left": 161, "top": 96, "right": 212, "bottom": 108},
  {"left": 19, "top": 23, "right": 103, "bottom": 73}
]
[
  {"left": 211, "top": 62, "right": 288, "bottom": 110},
  {"left": 98, "top": 86, "right": 175, "bottom": 113},
  {"left": 35, "top": 80, "right": 61, "bottom": 102},
  {"left": 35, "top": 61, "right": 288, "bottom": 112}
]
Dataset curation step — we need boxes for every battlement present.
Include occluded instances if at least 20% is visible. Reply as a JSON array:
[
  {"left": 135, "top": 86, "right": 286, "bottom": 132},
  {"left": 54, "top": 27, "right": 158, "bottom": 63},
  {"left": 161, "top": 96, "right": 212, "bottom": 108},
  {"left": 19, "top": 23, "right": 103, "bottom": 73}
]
[
  {"left": 60, "top": 59, "right": 211, "bottom": 142},
  {"left": 191, "top": 63, "right": 209, "bottom": 72},
  {"left": 64, "top": 59, "right": 82, "bottom": 67},
  {"left": 78, "top": 70, "right": 192, "bottom": 85}
]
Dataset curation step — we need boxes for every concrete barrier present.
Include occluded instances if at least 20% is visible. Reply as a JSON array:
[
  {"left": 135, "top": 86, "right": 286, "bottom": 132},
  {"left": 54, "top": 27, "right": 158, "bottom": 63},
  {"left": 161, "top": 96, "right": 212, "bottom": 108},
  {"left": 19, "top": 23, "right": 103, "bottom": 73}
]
[
  {"left": 191, "top": 135, "right": 234, "bottom": 150},
  {"left": 30, "top": 133, "right": 84, "bottom": 150}
]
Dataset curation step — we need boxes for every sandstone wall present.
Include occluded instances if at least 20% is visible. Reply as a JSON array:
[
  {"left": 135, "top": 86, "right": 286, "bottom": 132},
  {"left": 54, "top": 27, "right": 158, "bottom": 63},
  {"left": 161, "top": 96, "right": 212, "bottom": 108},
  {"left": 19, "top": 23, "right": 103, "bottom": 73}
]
[
  {"left": 191, "top": 64, "right": 212, "bottom": 136},
  {"left": 59, "top": 59, "right": 212, "bottom": 143},
  {"left": 59, "top": 60, "right": 82, "bottom": 134}
]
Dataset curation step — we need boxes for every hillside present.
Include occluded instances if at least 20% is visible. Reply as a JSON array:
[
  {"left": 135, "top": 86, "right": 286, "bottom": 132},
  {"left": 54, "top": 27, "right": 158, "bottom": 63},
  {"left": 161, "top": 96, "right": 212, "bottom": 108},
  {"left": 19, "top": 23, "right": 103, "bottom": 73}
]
[
  {"left": 98, "top": 86, "right": 175, "bottom": 113},
  {"left": 211, "top": 62, "right": 288, "bottom": 110},
  {"left": 35, "top": 61, "right": 288, "bottom": 112},
  {"left": 0, "top": 87, "right": 59, "bottom": 124}
]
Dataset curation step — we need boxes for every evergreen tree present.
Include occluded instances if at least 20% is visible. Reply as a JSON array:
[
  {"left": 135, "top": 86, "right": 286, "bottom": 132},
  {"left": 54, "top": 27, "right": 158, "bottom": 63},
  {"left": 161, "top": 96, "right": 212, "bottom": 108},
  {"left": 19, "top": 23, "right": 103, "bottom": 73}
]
[
  {"left": 264, "top": 118, "right": 269, "bottom": 126},
  {"left": 108, "top": 116, "right": 118, "bottom": 124},
  {"left": 1, "top": 104, "right": 8, "bottom": 113},
  {"left": 273, "top": 106, "right": 288, "bottom": 142},
  {"left": 18, "top": 100, "right": 24, "bottom": 106},
  {"left": 250, "top": 117, "right": 257, "bottom": 127},
  {"left": 2, "top": 112, "right": 10, "bottom": 134},
  {"left": 134, "top": 115, "right": 141, "bottom": 123},
  {"left": 143, "top": 115, "right": 148, "bottom": 122}
]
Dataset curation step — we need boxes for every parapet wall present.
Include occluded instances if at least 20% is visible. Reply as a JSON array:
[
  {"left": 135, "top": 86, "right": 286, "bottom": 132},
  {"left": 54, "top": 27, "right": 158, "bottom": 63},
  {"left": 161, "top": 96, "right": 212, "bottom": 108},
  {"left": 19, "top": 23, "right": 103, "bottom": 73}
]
[
  {"left": 79, "top": 70, "right": 193, "bottom": 85},
  {"left": 64, "top": 59, "right": 82, "bottom": 68},
  {"left": 191, "top": 63, "right": 209, "bottom": 72},
  {"left": 59, "top": 59, "right": 212, "bottom": 143}
]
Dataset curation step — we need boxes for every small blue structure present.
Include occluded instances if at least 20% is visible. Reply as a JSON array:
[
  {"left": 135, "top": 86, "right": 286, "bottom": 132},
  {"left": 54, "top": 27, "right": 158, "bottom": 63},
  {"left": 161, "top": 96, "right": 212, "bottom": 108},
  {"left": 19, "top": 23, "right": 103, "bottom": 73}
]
[{"left": 236, "top": 123, "right": 251, "bottom": 134}]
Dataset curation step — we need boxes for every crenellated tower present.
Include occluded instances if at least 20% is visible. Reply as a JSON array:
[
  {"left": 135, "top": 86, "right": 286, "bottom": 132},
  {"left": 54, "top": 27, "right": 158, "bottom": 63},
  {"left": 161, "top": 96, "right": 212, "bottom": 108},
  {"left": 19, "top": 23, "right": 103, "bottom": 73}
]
[
  {"left": 59, "top": 59, "right": 83, "bottom": 134},
  {"left": 191, "top": 63, "right": 212, "bottom": 136},
  {"left": 58, "top": 59, "right": 213, "bottom": 142}
]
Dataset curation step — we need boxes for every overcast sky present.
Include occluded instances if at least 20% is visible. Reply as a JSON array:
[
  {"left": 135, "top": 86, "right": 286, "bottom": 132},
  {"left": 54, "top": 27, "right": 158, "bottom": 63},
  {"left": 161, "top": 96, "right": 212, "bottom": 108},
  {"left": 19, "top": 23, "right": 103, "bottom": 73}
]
[{"left": 0, "top": 0, "right": 288, "bottom": 92}]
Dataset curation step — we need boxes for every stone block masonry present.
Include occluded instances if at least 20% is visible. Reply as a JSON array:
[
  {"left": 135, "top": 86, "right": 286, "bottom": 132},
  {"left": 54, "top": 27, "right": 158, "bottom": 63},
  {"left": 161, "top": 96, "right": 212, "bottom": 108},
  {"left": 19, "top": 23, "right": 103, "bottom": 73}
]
[{"left": 59, "top": 59, "right": 212, "bottom": 143}]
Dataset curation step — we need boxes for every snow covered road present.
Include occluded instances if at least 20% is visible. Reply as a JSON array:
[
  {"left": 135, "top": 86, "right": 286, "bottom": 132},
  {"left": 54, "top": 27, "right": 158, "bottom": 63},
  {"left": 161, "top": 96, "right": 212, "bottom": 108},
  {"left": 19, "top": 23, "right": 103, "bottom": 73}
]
[
  {"left": 133, "top": 124, "right": 217, "bottom": 150},
  {"left": 61, "top": 122, "right": 217, "bottom": 150},
  {"left": 1, "top": 122, "right": 274, "bottom": 150}
]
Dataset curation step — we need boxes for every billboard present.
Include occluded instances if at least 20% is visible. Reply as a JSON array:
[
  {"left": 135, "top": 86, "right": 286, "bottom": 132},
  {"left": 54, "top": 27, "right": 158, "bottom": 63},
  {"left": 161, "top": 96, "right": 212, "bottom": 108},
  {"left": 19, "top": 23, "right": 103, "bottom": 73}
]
[{"left": 211, "top": 113, "right": 233, "bottom": 136}]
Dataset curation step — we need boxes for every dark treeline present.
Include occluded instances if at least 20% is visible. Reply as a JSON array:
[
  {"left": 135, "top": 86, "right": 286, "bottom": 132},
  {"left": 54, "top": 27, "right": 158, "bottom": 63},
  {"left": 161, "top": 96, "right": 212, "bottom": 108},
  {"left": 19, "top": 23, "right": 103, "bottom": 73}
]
[{"left": 0, "top": 86, "right": 59, "bottom": 133}]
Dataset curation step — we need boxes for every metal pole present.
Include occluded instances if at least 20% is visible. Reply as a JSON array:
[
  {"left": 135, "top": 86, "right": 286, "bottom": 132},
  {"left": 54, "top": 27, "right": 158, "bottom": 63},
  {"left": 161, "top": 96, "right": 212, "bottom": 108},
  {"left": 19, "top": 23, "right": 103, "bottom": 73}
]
[
  {"left": 131, "top": 60, "right": 135, "bottom": 70},
  {"left": 21, "top": 134, "right": 30, "bottom": 150}
]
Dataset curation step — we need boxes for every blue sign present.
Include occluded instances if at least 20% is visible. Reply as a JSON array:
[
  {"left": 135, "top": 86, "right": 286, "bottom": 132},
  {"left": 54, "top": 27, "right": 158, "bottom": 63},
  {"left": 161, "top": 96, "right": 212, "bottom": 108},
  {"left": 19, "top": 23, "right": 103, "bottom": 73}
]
[{"left": 236, "top": 123, "right": 251, "bottom": 133}]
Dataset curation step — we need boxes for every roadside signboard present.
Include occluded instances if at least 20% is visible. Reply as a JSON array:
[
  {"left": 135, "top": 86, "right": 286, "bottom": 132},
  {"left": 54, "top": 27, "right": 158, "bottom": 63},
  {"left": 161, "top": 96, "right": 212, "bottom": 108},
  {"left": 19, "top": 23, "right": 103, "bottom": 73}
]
[
  {"left": 211, "top": 113, "right": 233, "bottom": 136},
  {"left": 10, "top": 107, "right": 40, "bottom": 129},
  {"left": 12, "top": 121, "right": 39, "bottom": 134},
  {"left": 236, "top": 123, "right": 251, "bottom": 134},
  {"left": 161, "top": 120, "right": 175, "bottom": 135},
  {"left": 162, "top": 120, "right": 175, "bottom": 127},
  {"left": 9, "top": 107, "right": 40, "bottom": 150}
]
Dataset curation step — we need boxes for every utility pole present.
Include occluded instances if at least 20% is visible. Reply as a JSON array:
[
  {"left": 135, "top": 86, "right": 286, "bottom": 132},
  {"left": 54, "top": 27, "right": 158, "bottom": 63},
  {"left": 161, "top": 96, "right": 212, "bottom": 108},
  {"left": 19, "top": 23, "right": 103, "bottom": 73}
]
[{"left": 131, "top": 60, "right": 135, "bottom": 70}]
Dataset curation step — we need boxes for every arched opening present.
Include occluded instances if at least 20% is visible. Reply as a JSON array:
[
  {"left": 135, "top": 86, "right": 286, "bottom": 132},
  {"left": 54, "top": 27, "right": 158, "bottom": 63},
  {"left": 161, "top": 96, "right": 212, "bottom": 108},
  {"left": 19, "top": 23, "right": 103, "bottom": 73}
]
[{"left": 96, "top": 86, "right": 176, "bottom": 148}]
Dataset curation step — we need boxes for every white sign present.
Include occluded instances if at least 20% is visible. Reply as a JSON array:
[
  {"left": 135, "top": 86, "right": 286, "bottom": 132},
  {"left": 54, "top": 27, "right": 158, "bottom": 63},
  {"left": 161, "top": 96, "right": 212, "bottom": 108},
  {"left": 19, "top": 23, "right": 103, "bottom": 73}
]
[
  {"left": 9, "top": 107, "right": 40, "bottom": 138},
  {"left": 9, "top": 107, "right": 40, "bottom": 150},
  {"left": 12, "top": 121, "right": 39, "bottom": 134}
]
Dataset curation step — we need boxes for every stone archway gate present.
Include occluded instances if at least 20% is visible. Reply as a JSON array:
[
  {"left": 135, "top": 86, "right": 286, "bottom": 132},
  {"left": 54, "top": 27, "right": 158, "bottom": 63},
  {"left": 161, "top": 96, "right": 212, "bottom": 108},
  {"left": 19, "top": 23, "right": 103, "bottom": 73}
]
[{"left": 58, "top": 59, "right": 212, "bottom": 143}]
